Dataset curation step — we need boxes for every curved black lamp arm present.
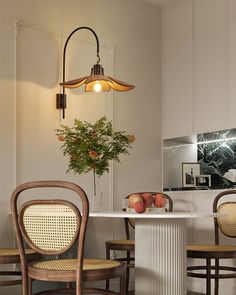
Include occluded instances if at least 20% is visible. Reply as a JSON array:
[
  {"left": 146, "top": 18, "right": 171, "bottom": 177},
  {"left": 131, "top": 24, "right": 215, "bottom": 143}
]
[
  {"left": 62, "top": 26, "right": 100, "bottom": 84},
  {"left": 58, "top": 26, "right": 100, "bottom": 118}
]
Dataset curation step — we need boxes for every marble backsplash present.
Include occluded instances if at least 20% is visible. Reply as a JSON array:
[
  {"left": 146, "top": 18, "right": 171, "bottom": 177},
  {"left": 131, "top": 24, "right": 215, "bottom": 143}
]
[{"left": 197, "top": 128, "right": 236, "bottom": 188}]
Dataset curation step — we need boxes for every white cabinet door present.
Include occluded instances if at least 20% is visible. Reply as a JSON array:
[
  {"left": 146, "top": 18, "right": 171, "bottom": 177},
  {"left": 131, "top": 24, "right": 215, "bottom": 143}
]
[
  {"left": 194, "top": 0, "right": 227, "bottom": 133},
  {"left": 163, "top": 1, "right": 193, "bottom": 139},
  {"left": 163, "top": 0, "right": 233, "bottom": 138}
]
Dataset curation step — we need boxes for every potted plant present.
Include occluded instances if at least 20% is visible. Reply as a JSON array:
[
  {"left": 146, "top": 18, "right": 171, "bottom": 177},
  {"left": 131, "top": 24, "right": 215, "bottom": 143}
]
[{"left": 56, "top": 116, "right": 135, "bottom": 195}]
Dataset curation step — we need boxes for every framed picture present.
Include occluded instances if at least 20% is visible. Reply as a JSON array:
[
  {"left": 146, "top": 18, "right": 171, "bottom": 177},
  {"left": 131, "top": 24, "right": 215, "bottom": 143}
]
[
  {"left": 182, "top": 162, "right": 200, "bottom": 187},
  {"left": 195, "top": 175, "right": 211, "bottom": 187}
]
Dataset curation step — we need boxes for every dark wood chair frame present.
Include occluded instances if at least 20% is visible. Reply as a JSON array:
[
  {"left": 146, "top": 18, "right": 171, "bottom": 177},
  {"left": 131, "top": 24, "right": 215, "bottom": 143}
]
[
  {"left": 0, "top": 254, "right": 22, "bottom": 287},
  {"left": 187, "top": 189, "right": 236, "bottom": 295},
  {"left": 11, "top": 180, "right": 126, "bottom": 295},
  {"left": 0, "top": 249, "right": 39, "bottom": 287},
  {"left": 106, "top": 192, "right": 173, "bottom": 294}
]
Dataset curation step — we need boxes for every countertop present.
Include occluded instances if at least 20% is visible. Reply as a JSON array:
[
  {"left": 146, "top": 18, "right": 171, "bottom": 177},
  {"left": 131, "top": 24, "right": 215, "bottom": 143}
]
[
  {"left": 163, "top": 186, "right": 229, "bottom": 191},
  {"left": 89, "top": 211, "right": 219, "bottom": 219}
]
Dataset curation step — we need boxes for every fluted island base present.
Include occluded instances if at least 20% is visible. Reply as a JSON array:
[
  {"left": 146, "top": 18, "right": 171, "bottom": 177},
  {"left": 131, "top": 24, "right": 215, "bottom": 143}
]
[{"left": 135, "top": 218, "right": 187, "bottom": 295}]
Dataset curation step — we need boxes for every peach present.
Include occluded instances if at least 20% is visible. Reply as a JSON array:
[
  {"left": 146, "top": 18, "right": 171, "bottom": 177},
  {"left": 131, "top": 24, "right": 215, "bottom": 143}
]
[
  {"left": 154, "top": 193, "right": 167, "bottom": 208},
  {"left": 141, "top": 193, "right": 154, "bottom": 207},
  {"left": 128, "top": 194, "right": 143, "bottom": 208},
  {"left": 134, "top": 201, "right": 146, "bottom": 213}
]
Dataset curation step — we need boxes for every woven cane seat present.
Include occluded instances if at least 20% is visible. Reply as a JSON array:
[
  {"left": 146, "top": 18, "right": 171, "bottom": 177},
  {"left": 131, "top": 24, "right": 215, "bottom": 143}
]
[
  {"left": 187, "top": 244, "right": 236, "bottom": 259},
  {"left": 28, "top": 258, "right": 126, "bottom": 282},
  {"left": 0, "top": 248, "right": 38, "bottom": 264},
  {"left": 187, "top": 245, "right": 236, "bottom": 252},
  {"left": 0, "top": 248, "right": 36, "bottom": 257},
  {"left": 30, "top": 258, "right": 122, "bottom": 271},
  {"left": 0, "top": 248, "right": 38, "bottom": 286}
]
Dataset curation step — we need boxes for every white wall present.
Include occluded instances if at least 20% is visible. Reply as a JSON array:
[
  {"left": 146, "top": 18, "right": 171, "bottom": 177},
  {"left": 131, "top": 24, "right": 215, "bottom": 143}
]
[{"left": 0, "top": 0, "right": 162, "bottom": 293}]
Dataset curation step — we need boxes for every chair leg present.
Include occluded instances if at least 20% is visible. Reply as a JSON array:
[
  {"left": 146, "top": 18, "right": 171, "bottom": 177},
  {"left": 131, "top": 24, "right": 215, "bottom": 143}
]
[
  {"left": 120, "top": 274, "right": 126, "bottom": 295},
  {"left": 106, "top": 247, "right": 111, "bottom": 290},
  {"left": 206, "top": 258, "right": 211, "bottom": 295},
  {"left": 28, "top": 277, "right": 32, "bottom": 295},
  {"left": 125, "top": 250, "right": 131, "bottom": 294},
  {"left": 22, "top": 271, "right": 28, "bottom": 295},
  {"left": 125, "top": 266, "right": 130, "bottom": 294},
  {"left": 214, "top": 258, "right": 219, "bottom": 295}
]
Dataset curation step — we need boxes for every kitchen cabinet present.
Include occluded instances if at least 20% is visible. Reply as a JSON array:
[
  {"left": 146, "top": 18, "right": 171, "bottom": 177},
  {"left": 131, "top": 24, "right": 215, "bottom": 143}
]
[
  {"left": 163, "top": 0, "right": 236, "bottom": 139},
  {"left": 194, "top": 0, "right": 227, "bottom": 133},
  {"left": 163, "top": 0, "right": 193, "bottom": 139}
]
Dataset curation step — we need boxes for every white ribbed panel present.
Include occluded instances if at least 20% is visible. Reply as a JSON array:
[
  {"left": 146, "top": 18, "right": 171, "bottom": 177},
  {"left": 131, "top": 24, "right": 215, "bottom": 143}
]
[{"left": 135, "top": 218, "right": 187, "bottom": 295}]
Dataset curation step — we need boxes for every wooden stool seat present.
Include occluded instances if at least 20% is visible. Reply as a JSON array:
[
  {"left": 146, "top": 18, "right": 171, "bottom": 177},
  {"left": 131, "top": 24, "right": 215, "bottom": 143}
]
[
  {"left": 106, "top": 240, "right": 135, "bottom": 252},
  {"left": 187, "top": 244, "right": 236, "bottom": 258}
]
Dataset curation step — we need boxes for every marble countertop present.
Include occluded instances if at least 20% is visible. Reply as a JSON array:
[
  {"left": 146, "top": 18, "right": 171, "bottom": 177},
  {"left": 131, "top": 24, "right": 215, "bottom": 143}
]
[
  {"left": 90, "top": 211, "right": 219, "bottom": 219},
  {"left": 163, "top": 187, "right": 226, "bottom": 191}
]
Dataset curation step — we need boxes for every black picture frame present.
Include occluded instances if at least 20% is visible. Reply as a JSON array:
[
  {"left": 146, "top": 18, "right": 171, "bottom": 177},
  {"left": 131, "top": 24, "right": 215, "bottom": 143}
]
[
  {"left": 182, "top": 162, "right": 200, "bottom": 187},
  {"left": 195, "top": 175, "right": 211, "bottom": 187}
]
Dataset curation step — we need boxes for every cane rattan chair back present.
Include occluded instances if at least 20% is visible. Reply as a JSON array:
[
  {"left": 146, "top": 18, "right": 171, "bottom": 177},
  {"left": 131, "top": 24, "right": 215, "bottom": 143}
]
[
  {"left": 19, "top": 201, "right": 81, "bottom": 255},
  {"left": 187, "top": 189, "right": 236, "bottom": 295},
  {"left": 106, "top": 192, "right": 173, "bottom": 293},
  {"left": 215, "top": 201, "right": 236, "bottom": 239},
  {"left": 11, "top": 180, "right": 126, "bottom": 295}
]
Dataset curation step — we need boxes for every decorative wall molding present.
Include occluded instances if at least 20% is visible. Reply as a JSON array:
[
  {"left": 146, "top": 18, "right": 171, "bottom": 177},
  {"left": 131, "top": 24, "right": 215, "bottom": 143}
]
[
  {"left": 162, "top": 0, "right": 192, "bottom": 11},
  {"left": 14, "top": 19, "right": 114, "bottom": 211}
]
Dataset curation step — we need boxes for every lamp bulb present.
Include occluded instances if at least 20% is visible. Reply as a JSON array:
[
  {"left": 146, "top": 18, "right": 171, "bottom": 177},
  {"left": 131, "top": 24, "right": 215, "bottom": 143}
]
[{"left": 93, "top": 81, "right": 102, "bottom": 92}]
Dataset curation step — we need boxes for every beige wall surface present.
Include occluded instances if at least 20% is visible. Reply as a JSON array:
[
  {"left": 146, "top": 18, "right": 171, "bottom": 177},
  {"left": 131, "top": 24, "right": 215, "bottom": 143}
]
[{"left": 0, "top": 0, "right": 161, "bottom": 293}]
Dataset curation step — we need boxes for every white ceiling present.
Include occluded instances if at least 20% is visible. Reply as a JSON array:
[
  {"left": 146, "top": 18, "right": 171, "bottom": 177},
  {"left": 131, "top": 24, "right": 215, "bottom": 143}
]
[{"left": 143, "top": 0, "right": 176, "bottom": 6}]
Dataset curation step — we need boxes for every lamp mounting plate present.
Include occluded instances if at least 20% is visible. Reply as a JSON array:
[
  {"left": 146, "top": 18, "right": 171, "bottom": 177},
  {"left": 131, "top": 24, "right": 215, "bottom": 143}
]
[{"left": 56, "top": 93, "right": 67, "bottom": 109}]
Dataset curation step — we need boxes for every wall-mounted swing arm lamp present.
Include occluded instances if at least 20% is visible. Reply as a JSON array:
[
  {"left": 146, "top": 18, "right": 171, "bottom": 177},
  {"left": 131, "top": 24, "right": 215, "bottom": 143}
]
[{"left": 56, "top": 26, "right": 135, "bottom": 118}]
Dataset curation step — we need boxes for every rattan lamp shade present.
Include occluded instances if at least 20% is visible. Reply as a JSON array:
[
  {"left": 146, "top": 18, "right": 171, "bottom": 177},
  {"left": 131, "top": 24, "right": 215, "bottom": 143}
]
[{"left": 60, "top": 64, "right": 134, "bottom": 92}]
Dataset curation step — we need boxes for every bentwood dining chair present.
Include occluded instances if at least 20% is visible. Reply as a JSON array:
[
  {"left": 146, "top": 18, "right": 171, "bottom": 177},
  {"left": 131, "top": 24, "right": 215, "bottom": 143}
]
[
  {"left": 0, "top": 247, "right": 38, "bottom": 287},
  {"left": 105, "top": 192, "right": 173, "bottom": 294},
  {"left": 187, "top": 190, "right": 236, "bottom": 295},
  {"left": 11, "top": 180, "right": 126, "bottom": 295}
]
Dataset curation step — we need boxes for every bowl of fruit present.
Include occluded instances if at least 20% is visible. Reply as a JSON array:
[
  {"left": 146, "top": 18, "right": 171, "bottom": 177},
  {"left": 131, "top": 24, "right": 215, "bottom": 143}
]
[{"left": 124, "top": 192, "right": 168, "bottom": 214}]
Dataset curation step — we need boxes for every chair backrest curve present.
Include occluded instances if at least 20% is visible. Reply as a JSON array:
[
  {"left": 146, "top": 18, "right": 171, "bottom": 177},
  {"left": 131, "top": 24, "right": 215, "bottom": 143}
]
[
  {"left": 213, "top": 189, "right": 236, "bottom": 244},
  {"left": 10, "top": 180, "right": 89, "bottom": 295}
]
